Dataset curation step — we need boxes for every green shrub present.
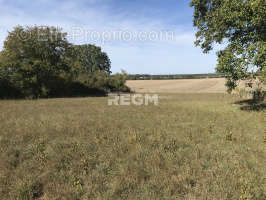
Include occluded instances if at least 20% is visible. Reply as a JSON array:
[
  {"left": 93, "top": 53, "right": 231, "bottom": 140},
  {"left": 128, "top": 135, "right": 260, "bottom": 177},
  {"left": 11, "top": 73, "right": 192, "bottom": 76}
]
[
  {"left": 78, "top": 71, "right": 131, "bottom": 94},
  {"left": 109, "top": 71, "right": 131, "bottom": 92}
]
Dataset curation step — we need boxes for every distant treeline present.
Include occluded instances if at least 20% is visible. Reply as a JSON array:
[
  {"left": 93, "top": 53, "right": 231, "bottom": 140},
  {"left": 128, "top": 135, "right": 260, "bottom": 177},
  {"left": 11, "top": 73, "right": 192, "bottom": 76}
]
[{"left": 127, "top": 73, "right": 225, "bottom": 80}]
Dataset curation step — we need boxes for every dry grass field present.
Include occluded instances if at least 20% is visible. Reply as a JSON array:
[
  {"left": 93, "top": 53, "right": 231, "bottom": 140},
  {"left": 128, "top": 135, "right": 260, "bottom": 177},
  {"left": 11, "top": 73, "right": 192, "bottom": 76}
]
[
  {"left": 126, "top": 78, "right": 227, "bottom": 93},
  {"left": 0, "top": 93, "right": 265, "bottom": 199},
  {"left": 126, "top": 78, "right": 266, "bottom": 94}
]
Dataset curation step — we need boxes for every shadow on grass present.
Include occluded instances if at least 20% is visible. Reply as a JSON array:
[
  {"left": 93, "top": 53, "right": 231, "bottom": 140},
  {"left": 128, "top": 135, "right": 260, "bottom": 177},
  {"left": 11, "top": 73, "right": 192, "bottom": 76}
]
[
  {"left": 234, "top": 99, "right": 266, "bottom": 111},
  {"left": 0, "top": 81, "right": 108, "bottom": 100}
]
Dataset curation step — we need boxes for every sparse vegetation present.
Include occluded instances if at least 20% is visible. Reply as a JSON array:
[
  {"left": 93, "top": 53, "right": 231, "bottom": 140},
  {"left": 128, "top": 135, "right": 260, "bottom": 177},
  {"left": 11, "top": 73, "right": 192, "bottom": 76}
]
[{"left": 0, "top": 94, "right": 265, "bottom": 199}]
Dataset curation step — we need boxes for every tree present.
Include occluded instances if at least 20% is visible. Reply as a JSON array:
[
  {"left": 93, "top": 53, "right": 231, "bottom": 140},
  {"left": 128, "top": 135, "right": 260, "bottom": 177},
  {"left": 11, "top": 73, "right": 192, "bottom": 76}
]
[
  {"left": 66, "top": 44, "right": 112, "bottom": 92},
  {"left": 190, "top": 0, "right": 266, "bottom": 92},
  {"left": 0, "top": 25, "right": 128, "bottom": 99},
  {"left": 0, "top": 25, "right": 71, "bottom": 98},
  {"left": 71, "top": 44, "right": 111, "bottom": 75}
]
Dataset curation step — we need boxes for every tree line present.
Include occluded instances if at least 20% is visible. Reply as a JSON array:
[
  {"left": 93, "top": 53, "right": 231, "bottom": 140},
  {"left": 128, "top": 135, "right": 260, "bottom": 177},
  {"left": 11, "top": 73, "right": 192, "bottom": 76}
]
[
  {"left": 0, "top": 26, "right": 129, "bottom": 99},
  {"left": 127, "top": 73, "right": 225, "bottom": 80}
]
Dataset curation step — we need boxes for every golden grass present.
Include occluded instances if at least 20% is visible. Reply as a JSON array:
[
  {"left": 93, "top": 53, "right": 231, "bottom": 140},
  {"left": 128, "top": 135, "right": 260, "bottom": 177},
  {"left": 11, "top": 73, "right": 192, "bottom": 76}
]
[
  {"left": 126, "top": 78, "right": 266, "bottom": 94},
  {"left": 126, "top": 78, "right": 227, "bottom": 93},
  {"left": 0, "top": 94, "right": 265, "bottom": 199}
]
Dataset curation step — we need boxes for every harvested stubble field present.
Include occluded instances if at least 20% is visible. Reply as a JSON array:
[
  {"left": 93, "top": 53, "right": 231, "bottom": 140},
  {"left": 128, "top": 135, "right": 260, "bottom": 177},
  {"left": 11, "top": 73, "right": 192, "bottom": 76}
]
[
  {"left": 126, "top": 78, "right": 266, "bottom": 95},
  {"left": 126, "top": 78, "right": 228, "bottom": 93},
  {"left": 0, "top": 93, "right": 265, "bottom": 199}
]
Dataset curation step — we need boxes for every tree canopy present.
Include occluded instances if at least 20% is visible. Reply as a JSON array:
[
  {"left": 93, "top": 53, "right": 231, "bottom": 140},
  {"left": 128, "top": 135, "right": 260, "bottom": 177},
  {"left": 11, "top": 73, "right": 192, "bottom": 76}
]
[
  {"left": 190, "top": 0, "right": 266, "bottom": 91},
  {"left": 73, "top": 44, "right": 111, "bottom": 74},
  {"left": 0, "top": 25, "right": 128, "bottom": 99},
  {"left": 0, "top": 26, "right": 71, "bottom": 97}
]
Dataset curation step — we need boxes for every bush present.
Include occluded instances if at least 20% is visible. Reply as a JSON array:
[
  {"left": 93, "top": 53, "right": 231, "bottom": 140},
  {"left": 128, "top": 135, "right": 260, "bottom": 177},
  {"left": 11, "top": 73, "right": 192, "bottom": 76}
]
[
  {"left": 0, "top": 71, "right": 23, "bottom": 99},
  {"left": 85, "top": 71, "right": 111, "bottom": 93},
  {"left": 109, "top": 72, "right": 131, "bottom": 93},
  {"left": 77, "top": 71, "right": 131, "bottom": 94},
  {"left": 0, "top": 70, "right": 131, "bottom": 99},
  {"left": 38, "top": 76, "right": 107, "bottom": 98},
  {"left": 253, "top": 88, "right": 265, "bottom": 102}
]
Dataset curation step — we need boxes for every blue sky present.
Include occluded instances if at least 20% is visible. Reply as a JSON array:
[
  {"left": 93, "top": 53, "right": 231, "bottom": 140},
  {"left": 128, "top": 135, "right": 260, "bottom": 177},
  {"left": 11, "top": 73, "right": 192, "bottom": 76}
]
[{"left": 0, "top": 0, "right": 219, "bottom": 74}]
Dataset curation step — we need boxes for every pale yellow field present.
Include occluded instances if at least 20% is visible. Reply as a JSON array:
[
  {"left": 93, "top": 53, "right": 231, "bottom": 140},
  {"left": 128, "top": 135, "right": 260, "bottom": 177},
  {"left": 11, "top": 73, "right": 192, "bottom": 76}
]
[{"left": 126, "top": 78, "right": 228, "bottom": 93}]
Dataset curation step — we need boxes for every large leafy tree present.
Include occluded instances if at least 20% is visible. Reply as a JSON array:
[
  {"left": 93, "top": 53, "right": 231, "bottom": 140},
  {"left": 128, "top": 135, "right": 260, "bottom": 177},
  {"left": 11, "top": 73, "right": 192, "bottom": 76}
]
[
  {"left": 72, "top": 44, "right": 111, "bottom": 75},
  {"left": 0, "top": 25, "right": 71, "bottom": 97},
  {"left": 0, "top": 25, "right": 129, "bottom": 99},
  {"left": 190, "top": 0, "right": 266, "bottom": 91},
  {"left": 0, "top": 26, "right": 115, "bottom": 98}
]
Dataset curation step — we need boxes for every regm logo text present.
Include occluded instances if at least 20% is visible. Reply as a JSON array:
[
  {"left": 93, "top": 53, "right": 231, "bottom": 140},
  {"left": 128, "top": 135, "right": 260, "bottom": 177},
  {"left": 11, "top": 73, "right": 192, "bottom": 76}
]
[{"left": 108, "top": 94, "right": 159, "bottom": 106}]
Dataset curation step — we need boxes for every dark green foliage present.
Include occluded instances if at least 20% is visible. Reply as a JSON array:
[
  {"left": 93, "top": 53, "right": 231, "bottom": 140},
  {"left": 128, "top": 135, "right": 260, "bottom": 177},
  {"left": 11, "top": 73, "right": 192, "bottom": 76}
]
[
  {"left": 0, "top": 25, "right": 127, "bottom": 99},
  {"left": 78, "top": 70, "right": 130, "bottom": 93},
  {"left": 0, "top": 70, "right": 23, "bottom": 99},
  {"left": 190, "top": 0, "right": 266, "bottom": 91},
  {"left": 71, "top": 44, "right": 111, "bottom": 75},
  {"left": 42, "top": 77, "right": 107, "bottom": 98},
  {"left": 1, "top": 26, "right": 71, "bottom": 98}
]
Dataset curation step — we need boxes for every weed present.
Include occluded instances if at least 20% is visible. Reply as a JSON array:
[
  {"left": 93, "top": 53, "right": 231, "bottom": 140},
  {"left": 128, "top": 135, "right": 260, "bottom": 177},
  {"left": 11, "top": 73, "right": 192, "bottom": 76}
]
[
  {"left": 264, "top": 129, "right": 266, "bottom": 143},
  {"left": 225, "top": 129, "right": 233, "bottom": 141},
  {"left": 16, "top": 179, "right": 43, "bottom": 200}
]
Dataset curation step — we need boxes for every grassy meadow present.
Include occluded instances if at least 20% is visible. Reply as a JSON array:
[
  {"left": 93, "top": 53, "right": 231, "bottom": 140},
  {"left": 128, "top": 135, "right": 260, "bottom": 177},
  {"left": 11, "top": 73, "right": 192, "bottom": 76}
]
[{"left": 0, "top": 93, "right": 265, "bottom": 199}]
